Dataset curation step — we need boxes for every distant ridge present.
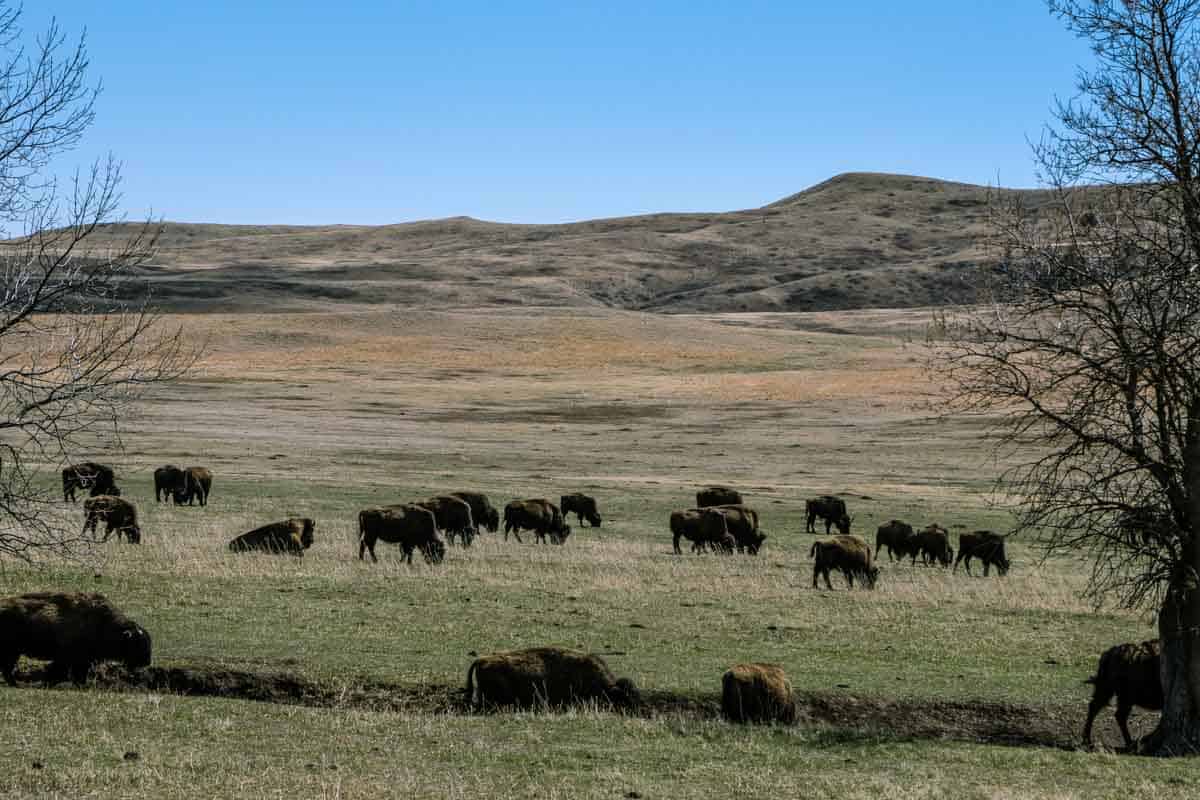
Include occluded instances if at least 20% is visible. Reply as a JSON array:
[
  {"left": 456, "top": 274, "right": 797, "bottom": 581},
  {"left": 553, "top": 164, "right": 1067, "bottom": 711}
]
[{"left": 86, "top": 172, "right": 1056, "bottom": 313}]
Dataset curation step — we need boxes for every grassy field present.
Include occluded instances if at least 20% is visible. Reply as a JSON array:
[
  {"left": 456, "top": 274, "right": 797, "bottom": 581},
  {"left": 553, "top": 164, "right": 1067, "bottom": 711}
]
[{"left": 0, "top": 307, "right": 1176, "bottom": 799}]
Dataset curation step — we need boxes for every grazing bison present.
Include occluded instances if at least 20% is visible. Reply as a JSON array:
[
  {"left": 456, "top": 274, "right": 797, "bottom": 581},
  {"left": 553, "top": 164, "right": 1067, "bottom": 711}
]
[
  {"left": 875, "top": 520, "right": 918, "bottom": 562},
  {"left": 229, "top": 518, "right": 315, "bottom": 557},
  {"left": 1083, "top": 640, "right": 1162, "bottom": 750},
  {"left": 62, "top": 462, "right": 118, "bottom": 503},
  {"left": 710, "top": 504, "right": 767, "bottom": 554},
  {"left": 0, "top": 592, "right": 151, "bottom": 686},
  {"left": 811, "top": 535, "right": 879, "bottom": 590},
  {"left": 466, "top": 646, "right": 640, "bottom": 710},
  {"left": 915, "top": 524, "right": 953, "bottom": 567},
  {"left": 358, "top": 505, "right": 445, "bottom": 564},
  {"left": 697, "top": 487, "right": 743, "bottom": 508},
  {"left": 805, "top": 495, "right": 851, "bottom": 535},
  {"left": 670, "top": 508, "right": 736, "bottom": 555},
  {"left": 173, "top": 466, "right": 213, "bottom": 507},
  {"left": 416, "top": 495, "right": 476, "bottom": 546},
  {"left": 722, "top": 663, "right": 796, "bottom": 724},
  {"left": 503, "top": 499, "right": 571, "bottom": 545},
  {"left": 153, "top": 465, "right": 184, "bottom": 503},
  {"left": 954, "top": 531, "right": 1010, "bottom": 576},
  {"left": 560, "top": 493, "right": 602, "bottom": 527},
  {"left": 450, "top": 491, "right": 500, "bottom": 534},
  {"left": 82, "top": 496, "right": 141, "bottom": 543}
]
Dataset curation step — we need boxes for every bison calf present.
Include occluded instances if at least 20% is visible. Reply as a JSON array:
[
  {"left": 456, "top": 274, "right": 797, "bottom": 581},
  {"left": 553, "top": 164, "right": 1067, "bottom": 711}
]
[
  {"left": 722, "top": 663, "right": 796, "bottom": 724},
  {"left": 466, "top": 646, "right": 639, "bottom": 710},
  {"left": 450, "top": 491, "right": 500, "bottom": 534},
  {"left": 560, "top": 493, "right": 602, "bottom": 527},
  {"left": 173, "top": 466, "right": 213, "bottom": 506},
  {"left": 358, "top": 505, "right": 446, "bottom": 564},
  {"left": 83, "top": 496, "right": 141, "bottom": 544},
  {"left": 875, "top": 520, "right": 917, "bottom": 562},
  {"left": 1083, "top": 639, "right": 1162, "bottom": 750},
  {"left": 503, "top": 499, "right": 571, "bottom": 545},
  {"left": 229, "top": 518, "right": 315, "bottom": 556},
  {"left": 670, "top": 508, "right": 734, "bottom": 555},
  {"left": 811, "top": 535, "right": 879, "bottom": 590},
  {"left": 915, "top": 524, "right": 953, "bottom": 567},
  {"left": 62, "top": 462, "right": 118, "bottom": 503},
  {"left": 955, "top": 531, "right": 1010, "bottom": 576},
  {"left": 0, "top": 592, "right": 151, "bottom": 686},
  {"left": 153, "top": 465, "right": 184, "bottom": 503},
  {"left": 805, "top": 495, "right": 851, "bottom": 535}
]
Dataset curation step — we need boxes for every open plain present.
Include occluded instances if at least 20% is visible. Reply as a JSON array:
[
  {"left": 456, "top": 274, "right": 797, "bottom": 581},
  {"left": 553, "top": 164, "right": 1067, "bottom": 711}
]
[{"left": 0, "top": 300, "right": 1184, "bottom": 799}]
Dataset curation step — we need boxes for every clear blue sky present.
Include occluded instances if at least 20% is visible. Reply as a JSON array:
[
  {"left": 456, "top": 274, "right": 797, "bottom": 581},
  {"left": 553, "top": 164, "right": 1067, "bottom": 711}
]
[{"left": 31, "top": 2, "right": 1091, "bottom": 225}]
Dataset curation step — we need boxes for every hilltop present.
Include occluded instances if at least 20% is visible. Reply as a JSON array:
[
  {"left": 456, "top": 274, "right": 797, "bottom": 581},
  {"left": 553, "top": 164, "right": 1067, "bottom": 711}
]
[{"left": 92, "top": 172, "right": 1054, "bottom": 313}]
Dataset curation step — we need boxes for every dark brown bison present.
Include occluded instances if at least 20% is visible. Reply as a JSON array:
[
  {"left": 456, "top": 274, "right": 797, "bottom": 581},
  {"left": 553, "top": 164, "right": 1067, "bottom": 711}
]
[
  {"left": 358, "top": 505, "right": 445, "bottom": 564},
  {"left": 1082, "top": 640, "right": 1162, "bottom": 750},
  {"left": 503, "top": 499, "right": 571, "bottom": 545},
  {"left": 153, "top": 465, "right": 184, "bottom": 503},
  {"left": 82, "top": 496, "right": 141, "bottom": 543},
  {"left": 416, "top": 495, "right": 476, "bottom": 546},
  {"left": 722, "top": 663, "right": 796, "bottom": 724},
  {"left": 450, "top": 491, "right": 500, "bottom": 533},
  {"left": 811, "top": 535, "right": 879, "bottom": 589},
  {"left": 697, "top": 486, "right": 743, "bottom": 508},
  {"left": 173, "top": 466, "right": 213, "bottom": 506},
  {"left": 0, "top": 592, "right": 151, "bottom": 686},
  {"left": 466, "top": 646, "right": 640, "bottom": 710},
  {"left": 670, "top": 508, "right": 736, "bottom": 555},
  {"left": 914, "top": 524, "right": 953, "bottom": 567},
  {"left": 875, "top": 520, "right": 918, "bottom": 562},
  {"left": 805, "top": 495, "right": 851, "bottom": 535},
  {"left": 709, "top": 504, "right": 767, "bottom": 554},
  {"left": 560, "top": 493, "right": 602, "bottom": 527},
  {"left": 62, "top": 462, "right": 118, "bottom": 503},
  {"left": 954, "top": 531, "right": 1010, "bottom": 576},
  {"left": 229, "top": 518, "right": 315, "bottom": 557}
]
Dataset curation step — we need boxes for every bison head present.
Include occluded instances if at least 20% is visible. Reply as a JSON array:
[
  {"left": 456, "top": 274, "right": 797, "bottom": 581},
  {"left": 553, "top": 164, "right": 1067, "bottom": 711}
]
[
  {"left": 299, "top": 519, "right": 315, "bottom": 549},
  {"left": 483, "top": 508, "right": 500, "bottom": 533},
  {"left": 125, "top": 525, "right": 142, "bottom": 545},
  {"left": 117, "top": 623, "right": 152, "bottom": 670},
  {"left": 996, "top": 557, "right": 1011, "bottom": 576},
  {"left": 609, "top": 677, "right": 641, "bottom": 709},
  {"left": 866, "top": 566, "right": 881, "bottom": 590},
  {"left": 835, "top": 514, "right": 852, "bottom": 535},
  {"left": 586, "top": 511, "right": 602, "bottom": 528},
  {"left": 424, "top": 538, "right": 447, "bottom": 564},
  {"left": 550, "top": 525, "right": 572, "bottom": 545}
]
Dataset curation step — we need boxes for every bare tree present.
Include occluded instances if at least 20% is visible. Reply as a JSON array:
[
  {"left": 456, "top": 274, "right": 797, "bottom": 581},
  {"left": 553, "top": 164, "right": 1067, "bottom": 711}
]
[{"left": 0, "top": 5, "right": 194, "bottom": 560}]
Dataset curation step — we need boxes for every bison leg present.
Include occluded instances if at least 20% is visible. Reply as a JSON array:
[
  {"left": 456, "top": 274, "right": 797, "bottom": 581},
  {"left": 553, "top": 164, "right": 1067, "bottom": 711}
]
[
  {"left": 1115, "top": 700, "right": 1136, "bottom": 750},
  {"left": 982, "top": 561, "right": 991, "bottom": 577},
  {"left": 1082, "top": 685, "right": 1114, "bottom": 748},
  {"left": 0, "top": 652, "right": 17, "bottom": 686}
]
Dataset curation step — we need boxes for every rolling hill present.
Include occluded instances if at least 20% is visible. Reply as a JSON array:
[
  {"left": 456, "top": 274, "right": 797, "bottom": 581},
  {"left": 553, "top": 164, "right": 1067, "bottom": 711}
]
[{"left": 92, "top": 172, "right": 1054, "bottom": 313}]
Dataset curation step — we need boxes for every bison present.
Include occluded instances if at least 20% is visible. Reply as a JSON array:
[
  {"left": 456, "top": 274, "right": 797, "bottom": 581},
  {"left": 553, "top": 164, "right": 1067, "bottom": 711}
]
[
  {"left": 875, "top": 520, "right": 918, "bottom": 562},
  {"left": 416, "top": 495, "right": 476, "bottom": 547},
  {"left": 153, "top": 465, "right": 184, "bottom": 503},
  {"left": 466, "top": 646, "right": 639, "bottom": 710},
  {"left": 722, "top": 663, "right": 796, "bottom": 724},
  {"left": 503, "top": 499, "right": 571, "bottom": 545},
  {"left": 1082, "top": 639, "right": 1162, "bottom": 750},
  {"left": 560, "top": 493, "right": 602, "bottom": 527},
  {"left": 709, "top": 504, "right": 767, "bottom": 554},
  {"left": 62, "top": 462, "right": 118, "bottom": 503},
  {"left": 82, "top": 496, "right": 141, "bottom": 544},
  {"left": 358, "top": 505, "right": 445, "bottom": 564},
  {"left": 0, "top": 592, "right": 151, "bottom": 686},
  {"left": 450, "top": 491, "right": 500, "bottom": 534},
  {"left": 914, "top": 524, "right": 953, "bottom": 567},
  {"left": 670, "top": 508, "right": 736, "bottom": 555},
  {"left": 805, "top": 495, "right": 851, "bottom": 535},
  {"left": 697, "top": 486, "right": 743, "bottom": 508},
  {"left": 229, "top": 518, "right": 315, "bottom": 557},
  {"left": 173, "top": 466, "right": 213, "bottom": 507},
  {"left": 954, "top": 530, "right": 1010, "bottom": 576},
  {"left": 811, "top": 535, "right": 879, "bottom": 590}
]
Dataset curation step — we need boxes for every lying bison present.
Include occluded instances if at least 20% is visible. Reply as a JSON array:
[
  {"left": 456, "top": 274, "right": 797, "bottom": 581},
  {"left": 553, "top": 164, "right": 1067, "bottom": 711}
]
[
  {"left": 560, "top": 493, "right": 602, "bottom": 527},
  {"left": 915, "top": 524, "right": 953, "bottom": 567},
  {"left": 466, "top": 646, "right": 640, "bottom": 710},
  {"left": 722, "top": 663, "right": 796, "bottom": 724},
  {"left": 0, "top": 592, "right": 151, "bottom": 686},
  {"left": 670, "top": 508, "right": 736, "bottom": 555},
  {"left": 450, "top": 491, "right": 500, "bottom": 533},
  {"left": 805, "top": 495, "right": 851, "bottom": 535},
  {"left": 709, "top": 504, "right": 767, "bottom": 554},
  {"left": 358, "top": 505, "right": 445, "bottom": 564},
  {"left": 83, "top": 496, "right": 141, "bottom": 544},
  {"left": 229, "top": 518, "right": 315, "bottom": 557},
  {"left": 154, "top": 465, "right": 184, "bottom": 503},
  {"left": 954, "top": 530, "right": 1010, "bottom": 576},
  {"left": 875, "top": 520, "right": 918, "bottom": 562},
  {"left": 416, "top": 495, "right": 476, "bottom": 546},
  {"left": 1083, "top": 639, "right": 1162, "bottom": 750},
  {"left": 62, "top": 462, "right": 118, "bottom": 503},
  {"left": 811, "top": 535, "right": 879, "bottom": 590},
  {"left": 503, "top": 499, "right": 571, "bottom": 545},
  {"left": 697, "top": 486, "right": 742, "bottom": 508},
  {"left": 174, "top": 466, "right": 213, "bottom": 507}
]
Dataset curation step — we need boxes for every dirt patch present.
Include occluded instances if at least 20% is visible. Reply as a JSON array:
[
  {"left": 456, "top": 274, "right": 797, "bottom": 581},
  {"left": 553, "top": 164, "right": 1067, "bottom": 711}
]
[{"left": 14, "top": 663, "right": 1103, "bottom": 751}]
